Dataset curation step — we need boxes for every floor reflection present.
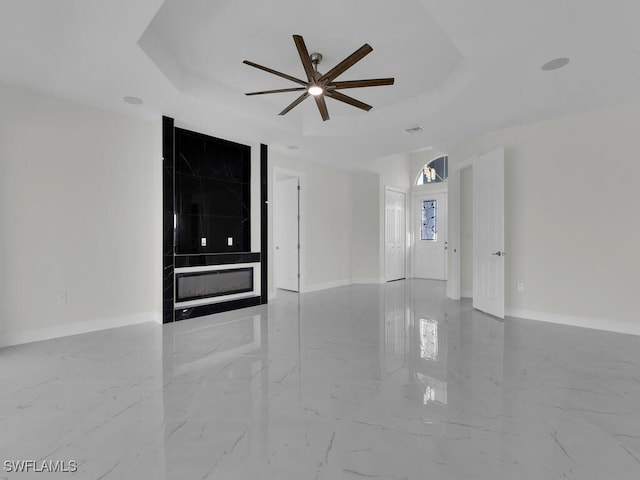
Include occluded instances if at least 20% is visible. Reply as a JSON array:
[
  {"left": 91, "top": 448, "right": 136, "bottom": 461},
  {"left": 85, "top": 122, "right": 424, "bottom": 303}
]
[{"left": 3, "top": 279, "right": 640, "bottom": 479}]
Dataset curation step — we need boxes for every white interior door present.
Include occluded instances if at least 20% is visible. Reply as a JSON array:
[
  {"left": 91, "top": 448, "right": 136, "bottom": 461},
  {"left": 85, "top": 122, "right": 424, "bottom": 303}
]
[
  {"left": 275, "top": 176, "right": 299, "bottom": 291},
  {"left": 385, "top": 189, "right": 406, "bottom": 281},
  {"left": 414, "top": 191, "right": 447, "bottom": 280},
  {"left": 473, "top": 148, "right": 505, "bottom": 318}
]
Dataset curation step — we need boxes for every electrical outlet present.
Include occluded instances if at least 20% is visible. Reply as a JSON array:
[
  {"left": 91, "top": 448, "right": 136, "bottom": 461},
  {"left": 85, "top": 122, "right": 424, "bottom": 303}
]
[
  {"left": 201, "top": 237, "right": 207, "bottom": 247},
  {"left": 227, "top": 237, "right": 233, "bottom": 246},
  {"left": 517, "top": 282, "right": 524, "bottom": 292},
  {"left": 57, "top": 292, "right": 67, "bottom": 305}
]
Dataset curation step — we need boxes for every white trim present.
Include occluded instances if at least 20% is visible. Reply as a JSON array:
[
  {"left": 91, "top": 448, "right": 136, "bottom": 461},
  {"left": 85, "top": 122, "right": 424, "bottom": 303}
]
[
  {"left": 506, "top": 308, "right": 640, "bottom": 337},
  {"left": 461, "top": 289, "right": 473, "bottom": 298},
  {"left": 302, "top": 279, "right": 351, "bottom": 293},
  {"left": 351, "top": 277, "right": 385, "bottom": 284},
  {"left": 384, "top": 185, "right": 407, "bottom": 194},
  {"left": 413, "top": 183, "right": 448, "bottom": 195},
  {"left": 446, "top": 168, "right": 461, "bottom": 299},
  {"left": 0, "top": 312, "right": 156, "bottom": 348}
]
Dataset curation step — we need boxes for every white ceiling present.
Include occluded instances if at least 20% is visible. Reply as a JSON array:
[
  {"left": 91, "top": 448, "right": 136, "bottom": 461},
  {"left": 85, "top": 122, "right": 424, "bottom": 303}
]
[{"left": 1, "top": 0, "right": 639, "bottom": 166}]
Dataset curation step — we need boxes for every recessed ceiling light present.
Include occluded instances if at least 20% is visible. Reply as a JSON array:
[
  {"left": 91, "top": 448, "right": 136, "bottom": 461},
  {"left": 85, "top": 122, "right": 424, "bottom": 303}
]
[
  {"left": 123, "top": 96, "right": 143, "bottom": 105},
  {"left": 541, "top": 58, "right": 570, "bottom": 71},
  {"left": 286, "top": 145, "right": 299, "bottom": 150}
]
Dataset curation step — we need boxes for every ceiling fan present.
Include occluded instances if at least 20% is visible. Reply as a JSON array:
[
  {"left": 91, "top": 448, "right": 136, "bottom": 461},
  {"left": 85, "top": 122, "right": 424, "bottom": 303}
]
[{"left": 243, "top": 34, "right": 394, "bottom": 121}]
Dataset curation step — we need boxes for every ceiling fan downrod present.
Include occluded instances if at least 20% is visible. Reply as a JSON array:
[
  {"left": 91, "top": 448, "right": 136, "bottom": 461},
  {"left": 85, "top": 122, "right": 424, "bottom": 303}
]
[{"left": 310, "top": 52, "right": 322, "bottom": 74}]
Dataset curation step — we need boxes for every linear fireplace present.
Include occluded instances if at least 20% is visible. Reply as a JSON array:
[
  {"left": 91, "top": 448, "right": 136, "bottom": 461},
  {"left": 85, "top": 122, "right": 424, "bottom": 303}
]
[
  {"left": 176, "top": 268, "right": 253, "bottom": 302},
  {"left": 174, "top": 263, "right": 261, "bottom": 308}
]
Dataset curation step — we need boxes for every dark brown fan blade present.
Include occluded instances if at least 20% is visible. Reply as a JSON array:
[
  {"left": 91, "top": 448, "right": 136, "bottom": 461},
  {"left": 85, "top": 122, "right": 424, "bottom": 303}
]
[
  {"left": 319, "top": 44, "right": 373, "bottom": 83},
  {"left": 243, "top": 60, "right": 307, "bottom": 86},
  {"left": 279, "top": 92, "right": 309, "bottom": 115},
  {"left": 314, "top": 95, "right": 330, "bottom": 121},
  {"left": 325, "top": 90, "right": 372, "bottom": 111},
  {"left": 330, "top": 78, "right": 394, "bottom": 89},
  {"left": 246, "top": 87, "right": 306, "bottom": 96},
  {"left": 293, "top": 35, "right": 316, "bottom": 81}
]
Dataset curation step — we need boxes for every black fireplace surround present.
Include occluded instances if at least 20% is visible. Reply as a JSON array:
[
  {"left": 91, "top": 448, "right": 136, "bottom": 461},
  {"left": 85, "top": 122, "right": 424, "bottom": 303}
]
[{"left": 162, "top": 117, "right": 267, "bottom": 323}]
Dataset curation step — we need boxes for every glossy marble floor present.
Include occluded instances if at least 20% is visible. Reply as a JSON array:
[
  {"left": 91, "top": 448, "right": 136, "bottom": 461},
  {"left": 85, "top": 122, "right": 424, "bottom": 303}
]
[{"left": 2, "top": 280, "right": 640, "bottom": 479}]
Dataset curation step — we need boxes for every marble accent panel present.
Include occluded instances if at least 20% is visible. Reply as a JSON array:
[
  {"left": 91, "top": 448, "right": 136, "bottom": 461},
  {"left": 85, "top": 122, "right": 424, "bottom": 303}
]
[
  {"left": 175, "top": 252, "right": 260, "bottom": 268},
  {"left": 174, "top": 127, "right": 250, "bottom": 254},
  {"left": 260, "top": 143, "right": 268, "bottom": 305},
  {"left": 162, "top": 116, "right": 175, "bottom": 324}
]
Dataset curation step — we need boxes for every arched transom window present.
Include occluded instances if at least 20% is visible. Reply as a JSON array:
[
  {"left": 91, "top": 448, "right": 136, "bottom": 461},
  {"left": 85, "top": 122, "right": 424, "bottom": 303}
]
[{"left": 416, "top": 155, "right": 448, "bottom": 185}]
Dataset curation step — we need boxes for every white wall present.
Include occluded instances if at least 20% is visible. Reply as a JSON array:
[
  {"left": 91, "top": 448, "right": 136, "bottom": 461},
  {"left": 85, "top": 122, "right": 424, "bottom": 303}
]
[
  {"left": 268, "top": 151, "right": 353, "bottom": 296},
  {"left": 0, "top": 83, "right": 161, "bottom": 346},
  {"left": 350, "top": 170, "right": 380, "bottom": 283},
  {"left": 449, "top": 102, "right": 640, "bottom": 326}
]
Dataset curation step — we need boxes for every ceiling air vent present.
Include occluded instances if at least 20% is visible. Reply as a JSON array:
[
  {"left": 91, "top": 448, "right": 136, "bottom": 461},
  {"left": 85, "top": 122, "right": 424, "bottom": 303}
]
[{"left": 403, "top": 125, "right": 425, "bottom": 134}]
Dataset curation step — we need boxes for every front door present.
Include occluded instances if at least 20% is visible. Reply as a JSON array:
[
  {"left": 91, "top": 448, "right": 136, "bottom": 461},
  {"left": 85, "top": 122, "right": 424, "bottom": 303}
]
[
  {"left": 414, "top": 191, "right": 447, "bottom": 280},
  {"left": 473, "top": 148, "right": 505, "bottom": 318}
]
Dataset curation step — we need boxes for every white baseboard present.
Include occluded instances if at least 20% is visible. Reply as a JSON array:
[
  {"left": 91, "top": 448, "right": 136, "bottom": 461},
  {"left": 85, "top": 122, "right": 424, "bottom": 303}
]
[
  {"left": 351, "top": 277, "right": 385, "bottom": 285},
  {"left": 0, "top": 312, "right": 156, "bottom": 349},
  {"left": 461, "top": 290, "right": 473, "bottom": 298},
  {"left": 506, "top": 308, "right": 640, "bottom": 337},
  {"left": 302, "top": 279, "right": 351, "bottom": 293}
]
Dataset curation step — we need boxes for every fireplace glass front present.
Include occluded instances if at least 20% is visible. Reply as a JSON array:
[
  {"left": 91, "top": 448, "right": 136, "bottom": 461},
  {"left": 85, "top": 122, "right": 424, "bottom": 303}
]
[{"left": 176, "top": 268, "right": 253, "bottom": 303}]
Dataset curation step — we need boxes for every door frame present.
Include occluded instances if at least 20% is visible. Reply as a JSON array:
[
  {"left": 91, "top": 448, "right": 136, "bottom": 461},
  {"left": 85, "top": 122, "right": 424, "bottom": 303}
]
[
  {"left": 272, "top": 167, "right": 305, "bottom": 298},
  {"left": 384, "top": 186, "right": 408, "bottom": 282},
  {"left": 412, "top": 184, "right": 448, "bottom": 280},
  {"left": 447, "top": 161, "right": 467, "bottom": 300},
  {"left": 448, "top": 156, "right": 475, "bottom": 300},
  {"left": 447, "top": 149, "right": 504, "bottom": 312}
]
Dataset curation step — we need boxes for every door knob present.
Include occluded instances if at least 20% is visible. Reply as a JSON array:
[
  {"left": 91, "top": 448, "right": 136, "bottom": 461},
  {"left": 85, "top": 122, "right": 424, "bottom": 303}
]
[{"left": 492, "top": 251, "right": 505, "bottom": 256}]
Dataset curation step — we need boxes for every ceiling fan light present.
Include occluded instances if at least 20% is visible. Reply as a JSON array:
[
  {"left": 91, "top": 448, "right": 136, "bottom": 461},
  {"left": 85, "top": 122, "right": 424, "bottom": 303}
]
[{"left": 308, "top": 85, "right": 323, "bottom": 96}]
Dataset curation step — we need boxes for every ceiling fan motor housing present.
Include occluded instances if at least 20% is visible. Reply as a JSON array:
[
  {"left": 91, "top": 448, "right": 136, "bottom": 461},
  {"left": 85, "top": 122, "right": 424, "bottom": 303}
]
[{"left": 310, "top": 52, "right": 323, "bottom": 71}]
